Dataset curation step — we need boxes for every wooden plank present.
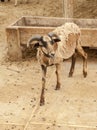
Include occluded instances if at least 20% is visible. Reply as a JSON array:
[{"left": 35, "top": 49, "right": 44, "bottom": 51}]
[
  {"left": 24, "top": 16, "right": 66, "bottom": 27},
  {"left": 81, "top": 29, "right": 97, "bottom": 47},
  {"left": 9, "top": 16, "right": 97, "bottom": 28},
  {"left": 19, "top": 27, "right": 54, "bottom": 44},
  {"left": 13, "top": 17, "right": 26, "bottom": 26},
  {"left": 18, "top": 26, "right": 97, "bottom": 47},
  {"left": 15, "top": 16, "right": 97, "bottom": 28},
  {"left": 74, "top": 19, "right": 97, "bottom": 28}
]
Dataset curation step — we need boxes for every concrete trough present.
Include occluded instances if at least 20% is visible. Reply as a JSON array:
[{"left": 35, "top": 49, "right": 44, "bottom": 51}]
[{"left": 6, "top": 16, "right": 97, "bottom": 60}]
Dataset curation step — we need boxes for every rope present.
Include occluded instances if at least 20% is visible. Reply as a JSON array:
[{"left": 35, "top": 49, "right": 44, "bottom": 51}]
[{"left": 23, "top": 69, "right": 55, "bottom": 130}]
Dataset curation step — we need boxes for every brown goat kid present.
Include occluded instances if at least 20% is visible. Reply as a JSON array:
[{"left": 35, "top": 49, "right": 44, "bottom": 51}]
[{"left": 27, "top": 23, "right": 87, "bottom": 106}]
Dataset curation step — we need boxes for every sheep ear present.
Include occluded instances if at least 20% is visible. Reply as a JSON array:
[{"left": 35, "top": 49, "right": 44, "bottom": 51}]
[
  {"left": 53, "top": 38, "right": 61, "bottom": 43},
  {"left": 35, "top": 41, "right": 43, "bottom": 47},
  {"left": 48, "top": 32, "right": 61, "bottom": 43},
  {"left": 27, "top": 35, "right": 42, "bottom": 48},
  {"left": 39, "top": 41, "right": 43, "bottom": 46},
  {"left": 34, "top": 42, "right": 40, "bottom": 48}
]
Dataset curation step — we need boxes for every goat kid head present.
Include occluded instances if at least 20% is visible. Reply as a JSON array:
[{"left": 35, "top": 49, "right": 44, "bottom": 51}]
[{"left": 27, "top": 34, "right": 61, "bottom": 58}]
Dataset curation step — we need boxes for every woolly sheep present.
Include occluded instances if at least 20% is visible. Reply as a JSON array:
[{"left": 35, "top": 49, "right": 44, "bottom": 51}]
[
  {"left": 14, "top": 0, "right": 29, "bottom": 6},
  {"left": 27, "top": 22, "right": 87, "bottom": 106},
  {"left": 6, "top": 0, "right": 29, "bottom": 6}
]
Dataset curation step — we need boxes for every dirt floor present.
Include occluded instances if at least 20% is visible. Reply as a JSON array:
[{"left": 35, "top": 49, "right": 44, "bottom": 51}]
[{"left": 0, "top": 0, "right": 97, "bottom": 130}]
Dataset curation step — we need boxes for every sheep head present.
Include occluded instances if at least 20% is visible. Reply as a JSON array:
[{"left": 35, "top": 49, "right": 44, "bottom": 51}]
[{"left": 27, "top": 34, "right": 61, "bottom": 58}]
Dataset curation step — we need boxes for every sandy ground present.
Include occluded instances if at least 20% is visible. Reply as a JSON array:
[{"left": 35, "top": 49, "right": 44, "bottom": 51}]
[{"left": 0, "top": 1, "right": 97, "bottom": 130}]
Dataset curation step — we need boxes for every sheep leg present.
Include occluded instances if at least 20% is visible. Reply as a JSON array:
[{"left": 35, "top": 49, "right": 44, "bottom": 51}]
[
  {"left": 69, "top": 52, "right": 77, "bottom": 77},
  {"left": 25, "top": 0, "right": 28, "bottom": 3},
  {"left": 77, "top": 46, "right": 87, "bottom": 77},
  {"left": 55, "top": 64, "right": 61, "bottom": 90},
  {"left": 82, "top": 51, "right": 87, "bottom": 77},
  {"left": 40, "top": 65, "right": 47, "bottom": 106},
  {"left": 14, "top": 0, "right": 17, "bottom": 6}
]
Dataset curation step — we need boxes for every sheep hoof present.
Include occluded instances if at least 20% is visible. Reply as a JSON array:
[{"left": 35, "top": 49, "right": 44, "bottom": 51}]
[
  {"left": 83, "top": 71, "right": 87, "bottom": 78},
  {"left": 40, "top": 102, "right": 45, "bottom": 106},
  {"left": 68, "top": 73, "right": 73, "bottom": 77},
  {"left": 55, "top": 87, "right": 60, "bottom": 90},
  {"left": 40, "top": 99, "right": 45, "bottom": 106},
  {"left": 55, "top": 84, "right": 60, "bottom": 90}
]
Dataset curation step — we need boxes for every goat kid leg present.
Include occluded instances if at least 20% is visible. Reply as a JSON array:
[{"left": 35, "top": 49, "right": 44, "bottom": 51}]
[
  {"left": 40, "top": 65, "right": 47, "bottom": 106},
  {"left": 55, "top": 64, "right": 61, "bottom": 90},
  {"left": 69, "top": 52, "right": 77, "bottom": 77},
  {"left": 77, "top": 45, "right": 87, "bottom": 77}
]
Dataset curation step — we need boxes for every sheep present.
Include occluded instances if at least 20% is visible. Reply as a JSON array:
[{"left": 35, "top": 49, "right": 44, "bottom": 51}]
[
  {"left": 0, "top": 0, "right": 10, "bottom": 2},
  {"left": 5, "top": 0, "right": 29, "bottom": 6},
  {"left": 14, "top": 0, "right": 29, "bottom": 6},
  {"left": 1, "top": 0, "right": 4, "bottom": 2},
  {"left": 27, "top": 22, "right": 87, "bottom": 106}
]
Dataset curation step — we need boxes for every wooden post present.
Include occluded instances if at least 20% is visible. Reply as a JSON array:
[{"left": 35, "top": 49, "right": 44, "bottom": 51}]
[{"left": 63, "top": 0, "right": 74, "bottom": 18}]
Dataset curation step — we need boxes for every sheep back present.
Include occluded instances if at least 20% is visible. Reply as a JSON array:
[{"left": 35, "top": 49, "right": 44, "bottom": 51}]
[{"left": 53, "top": 23, "right": 81, "bottom": 61}]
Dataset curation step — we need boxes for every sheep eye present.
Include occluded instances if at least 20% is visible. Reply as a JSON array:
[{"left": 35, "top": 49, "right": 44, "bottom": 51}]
[
  {"left": 50, "top": 40, "right": 54, "bottom": 45},
  {"left": 42, "top": 41, "right": 47, "bottom": 48}
]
